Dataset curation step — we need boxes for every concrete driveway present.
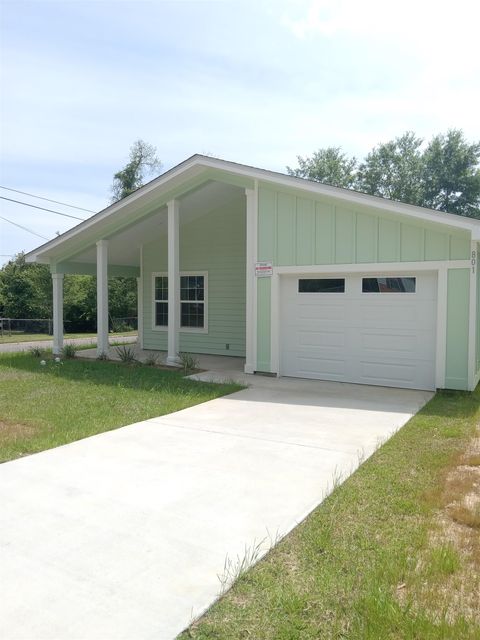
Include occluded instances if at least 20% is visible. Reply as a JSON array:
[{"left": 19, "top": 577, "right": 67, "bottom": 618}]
[{"left": 0, "top": 377, "right": 432, "bottom": 640}]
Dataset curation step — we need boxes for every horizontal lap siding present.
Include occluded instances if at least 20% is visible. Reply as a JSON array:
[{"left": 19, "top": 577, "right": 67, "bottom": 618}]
[{"left": 142, "top": 196, "right": 246, "bottom": 356}]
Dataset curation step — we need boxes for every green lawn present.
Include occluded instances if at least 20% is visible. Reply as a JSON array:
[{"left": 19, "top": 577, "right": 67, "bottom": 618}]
[
  {"left": 0, "top": 331, "right": 137, "bottom": 344},
  {"left": 0, "top": 352, "right": 240, "bottom": 463},
  {"left": 180, "top": 389, "right": 480, "bottom": 640}
]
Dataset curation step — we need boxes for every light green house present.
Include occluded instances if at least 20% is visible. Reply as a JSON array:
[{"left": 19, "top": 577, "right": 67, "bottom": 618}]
[{"left": 26, "top": 155, "right": 480, "bottom": 391}]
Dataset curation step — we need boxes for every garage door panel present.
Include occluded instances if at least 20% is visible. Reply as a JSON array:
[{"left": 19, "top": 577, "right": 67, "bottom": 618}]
[
  {"left": 298, "top": 330, "right": 346, "bottom": 348},
  {"left": 280, "top": 273, "right": 437, "bottom": 390}
]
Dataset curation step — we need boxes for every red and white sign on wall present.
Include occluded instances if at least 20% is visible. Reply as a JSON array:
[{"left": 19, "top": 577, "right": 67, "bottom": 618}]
[{"left": 255, "top": 261, "right": 273, "bottom": 277}]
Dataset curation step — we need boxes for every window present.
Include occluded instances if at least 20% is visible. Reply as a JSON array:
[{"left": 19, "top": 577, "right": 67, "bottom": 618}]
[
  {"left": 362, "top": 277, "right": 416, "bottom": 293},
  {"left": 153, "top": 275, "right": 168, "bottom": 327},
  {"left": 152, "top": 273, "right": 207, "bottom": 331},
  {"left": 180, "top": 275, "right": 205, "bottom": 329},
  {"left": 298, "top": 278, "right": 345, "bottom": 293}
]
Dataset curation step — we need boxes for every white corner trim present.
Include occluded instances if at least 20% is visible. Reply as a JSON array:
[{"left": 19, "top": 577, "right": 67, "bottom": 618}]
[
  {"left": 137, "top": 244, "right": 144, "bottom": 349},
  {"left": 467, "top": 241, "right": 477, "bottom": 390},
  {"left": 244, "top": 181, "right": 258, "bottom": 374}
]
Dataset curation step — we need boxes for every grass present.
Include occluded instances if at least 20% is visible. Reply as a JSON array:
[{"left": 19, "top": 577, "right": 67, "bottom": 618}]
[
  {"left": 0, "top": 351, "right": 241, "bottom": 463},
  {"left": 180, "top": 388, "right": 480, "bottom": 640},
  {"left": 0, "top": 331, "right": 137, "bottom": 344}
]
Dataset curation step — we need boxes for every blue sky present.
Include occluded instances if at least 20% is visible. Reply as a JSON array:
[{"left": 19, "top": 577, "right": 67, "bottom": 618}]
[{"left": 1, "top": 0, "right": 479, "bottom": 264}]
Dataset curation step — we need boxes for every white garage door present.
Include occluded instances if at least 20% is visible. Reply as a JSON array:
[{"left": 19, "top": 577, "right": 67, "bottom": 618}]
[{"left": 280, "top": 273, "right": 437, "bottom": 390}]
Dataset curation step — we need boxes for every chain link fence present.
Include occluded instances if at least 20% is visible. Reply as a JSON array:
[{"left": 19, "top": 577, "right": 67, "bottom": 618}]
[{"left": 0, "top": 317, "right": 138, "bottom": 338}]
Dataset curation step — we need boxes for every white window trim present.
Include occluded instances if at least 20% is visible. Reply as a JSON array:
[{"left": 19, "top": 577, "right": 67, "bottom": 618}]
[{"left": 151, "top": 271, "right": 208, "bottom": 334}]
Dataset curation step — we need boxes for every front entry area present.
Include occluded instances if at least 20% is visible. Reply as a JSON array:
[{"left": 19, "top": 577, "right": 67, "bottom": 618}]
[{"left": 280, "top": 272, "right": 437, "bottom": 390}]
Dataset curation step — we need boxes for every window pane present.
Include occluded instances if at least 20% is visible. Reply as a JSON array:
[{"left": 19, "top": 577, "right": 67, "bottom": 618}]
[
  {"left": 181, "top": 302, "right": 204, "bottom": 328},
  {"left": 362, "top": 277, "right": 416, "bottom": 293},
  {"left": 180, "top": 275, "right": 204, "bottom": 301},
  {"left": 298, "top": 278, "right": 345, "bottom": 293},
  {"left": 155, "top": 276, "right": 168, "bottom": 301},
  {"left": 155, "top": 301, "right": 168, "bottom": 326}
]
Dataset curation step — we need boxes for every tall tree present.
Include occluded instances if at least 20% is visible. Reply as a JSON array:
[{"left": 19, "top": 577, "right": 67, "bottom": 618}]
[
  {"left": 355, "top": 132, "right": 425, "bottom": 205},
  {"left": 111, "top": 139, "right": 162, "bottom": 202},
  {"left": 422, "top": 129, "right": 480, "bottom": 217},
  {"left": 287, "top": 147, "right": 357, "bottom": 188}
]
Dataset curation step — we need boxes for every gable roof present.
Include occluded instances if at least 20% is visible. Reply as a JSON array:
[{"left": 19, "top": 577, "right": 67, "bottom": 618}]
[{"left": 26, "top": 154, "right": 480, "bottom": 263}]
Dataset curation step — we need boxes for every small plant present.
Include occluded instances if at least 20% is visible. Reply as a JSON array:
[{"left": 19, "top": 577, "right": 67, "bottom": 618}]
[
  {"left": 97, "top": 352, "right": 108, "bottom": 361},
  {"left": 115, "top": 344, "right": 137, "bottom": 364},
  {"left": 62, "top": 344, "right": 77, "bottom": 359},
  {"left": 29, "top": 346, "right": 43, "bottom": 358},
  {"left": 144, "top": 354, "right": 158, "bottom": 367},
  {"left": 178, "top": 351, "right": 199, "bottom": 375}
]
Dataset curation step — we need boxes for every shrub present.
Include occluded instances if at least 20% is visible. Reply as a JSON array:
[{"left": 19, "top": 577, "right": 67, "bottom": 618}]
[
  {"left": 115, "top": 345, "right": 137, "bottom": 364},
  {"left": 144, "top": 354, "right": 158, "bottom": 367},
  {"left": 178, "top": 352, "right": 199, "bottom": 375},
  {"left": 28, "top": 346, "right": 43, "bottom": 358},
  {"left": 62, "top": 344, "right": 77, "bottom": 359}
]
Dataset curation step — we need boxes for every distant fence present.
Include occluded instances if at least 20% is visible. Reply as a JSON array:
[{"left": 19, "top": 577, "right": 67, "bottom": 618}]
[{"left": 0, "top": 317, "right": 138, "bottom": 337}]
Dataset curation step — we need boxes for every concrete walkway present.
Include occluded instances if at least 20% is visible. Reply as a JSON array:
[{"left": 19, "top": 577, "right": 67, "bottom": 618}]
[
  {"left": 0, "top": 334, "right": 137, "bottom": 353},
  {"left": 0, "top": 374, "right": 432, "bottom": 640}
]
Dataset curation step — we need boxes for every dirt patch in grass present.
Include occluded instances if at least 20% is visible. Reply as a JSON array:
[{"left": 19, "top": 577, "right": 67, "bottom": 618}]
[
  {"left": 409, "top": 432, "right": 480, "bottom": 626},
  {"left": 0, "top": 419, "right": 37, "bottom": 443}
]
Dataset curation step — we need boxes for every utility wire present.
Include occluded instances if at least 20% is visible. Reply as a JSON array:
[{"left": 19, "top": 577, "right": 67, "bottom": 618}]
[
  {"left": 0, "top": 185, "right": 96, "bottom": 213},
  {"left": 0, "top": 195, "right": 86, "bottom": 221},
  {"left": 0, "top": 215, "right": 50, "bottom": 240}
]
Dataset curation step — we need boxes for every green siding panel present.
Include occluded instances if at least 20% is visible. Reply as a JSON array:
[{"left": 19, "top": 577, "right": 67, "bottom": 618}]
[
  {"left": 425, "top": 229, "right": 448, "bottom": 261},
  {"left": 256, "top": 277, "right": 271, "bottom": 372},
  {"left": 315, "top": 201, "right": 334, "bottom": 264},
  {"left": 142, "top": 196, "right": 246, "bottom": 357},
  {"left": 450, "top": 235, "right": 470, "bottom": 260},
  {"left": 445, "top": 268, "right": 470, "bottom": 390},
  {"left": 276, "top": 192, "right": 295, "bottom": 266},
  {"left": 378, "top": 218, "right": 400, "bottom": 262},
  {"left": 335, "top": 208, "right": 355, "bottom": 264},
  {"left": 356, "top": 212, "right": 377, "bottom": 263},
  {"left": 400, "top": 224, "right": 424, "bottom": 262},
  {"left": 256, "top": 183, "right": 470, "bottom": 268},
  {"left": 258, "top": 188, "right": 276, "bottom": 263},
  {"left": 296, "top": 197, "right": 315, "bottom": 265}
]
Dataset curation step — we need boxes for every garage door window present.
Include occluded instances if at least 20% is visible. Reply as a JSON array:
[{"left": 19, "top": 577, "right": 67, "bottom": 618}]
[
  {"left": 362, "top": 277, "right": 416, "bottom": 293},
  {"left": 298, "top": 278, "right": 345, "bottom": 293}
]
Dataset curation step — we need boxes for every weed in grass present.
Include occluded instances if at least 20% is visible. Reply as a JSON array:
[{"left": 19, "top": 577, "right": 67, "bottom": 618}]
[
  {"left": 144, "top": 354, "right": 158, "bottom": 367},
  {"left": 97, "top": 352, "right": 108, "bottom": 361},
  {"left": 178, "top": 352, "right": 199, "bottom": 375},
  {"left": 28, "top": 346, "right": 43, "bottom": 358},
  {"left": 62, "top": 344, "right": 77, "bottom": 359},
  {"left": 218, "top": 538, "right": 268, "bottom": 595},
  {"left": 427, "top": 543, "right": 461, "bottom": 576},
  {"left": 115, "top": 345, "right": 137, "bottom": 364}
]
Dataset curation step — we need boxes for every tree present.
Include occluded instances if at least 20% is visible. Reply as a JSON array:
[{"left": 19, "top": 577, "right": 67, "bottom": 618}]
[
  {"left": 422, "top": 129, "right": 480, "bottom": 218},
  {"left": 355, "top": 132, "right": 425, "bottom": 205},
  {"left": 287, "top": 147, "right": 357, "bottom": 188},
  {"left": 287, "top": 130, "right": 480, "bottom": 218},
  {"left": 111, "top": 139, "right": 162, "bottom": 202},
  {"left": 0, "top": 253, "right": 51, "bottom": 319}
]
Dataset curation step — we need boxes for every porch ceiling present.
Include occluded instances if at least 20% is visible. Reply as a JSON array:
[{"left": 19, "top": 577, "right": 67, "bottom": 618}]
[{"left": 56, "top": 181, "right": 244, "bottom": 269}]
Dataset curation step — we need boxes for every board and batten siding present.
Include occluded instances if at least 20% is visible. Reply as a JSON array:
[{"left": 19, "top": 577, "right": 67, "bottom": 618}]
[
  {"left": 256, "top": 184, "right": 473, "bottom": 385},
  {"left": 142, "top": 196, "right": 246, "bottom": 356}
]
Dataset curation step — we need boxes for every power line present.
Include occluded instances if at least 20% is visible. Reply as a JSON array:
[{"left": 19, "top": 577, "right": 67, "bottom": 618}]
[
  {"left": 0, "top": 195, "right": 86, "bottom": 221},
  {"left": 0, "top": 215, "right": 50, "bottom": 240},
  {"left": 0, "top": 185, "right": 96, "bottom": 213}
]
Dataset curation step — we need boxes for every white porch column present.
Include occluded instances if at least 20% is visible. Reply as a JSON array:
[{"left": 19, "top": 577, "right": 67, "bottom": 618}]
[
  {"left": 244, "top": 183, "right": 258, "bottom": 374},
  {"left": 96, "top": 239, "right": 109, "bottom": 357},
  {"left": 166, "top": 199, "right": 180, "bottom": 364},
  {"left": 52, "top": 273, "right": 64, "bottom": 355},
  {"left": 136, "top": 276, "right": 143, "bottom": 349}
]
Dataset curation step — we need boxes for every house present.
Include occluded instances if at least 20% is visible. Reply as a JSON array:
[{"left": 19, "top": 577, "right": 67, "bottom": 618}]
[{"left": 25, "top": 155, "right": 480, "bottom": 391}]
